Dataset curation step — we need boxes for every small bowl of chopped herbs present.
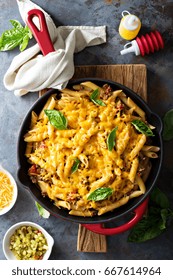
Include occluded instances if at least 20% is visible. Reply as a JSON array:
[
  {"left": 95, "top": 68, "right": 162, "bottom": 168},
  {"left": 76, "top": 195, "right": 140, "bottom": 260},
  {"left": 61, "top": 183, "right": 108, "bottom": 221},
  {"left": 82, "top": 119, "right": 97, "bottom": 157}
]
[{"left": 3, "top": 221, "right": 54, "bottom": 260}]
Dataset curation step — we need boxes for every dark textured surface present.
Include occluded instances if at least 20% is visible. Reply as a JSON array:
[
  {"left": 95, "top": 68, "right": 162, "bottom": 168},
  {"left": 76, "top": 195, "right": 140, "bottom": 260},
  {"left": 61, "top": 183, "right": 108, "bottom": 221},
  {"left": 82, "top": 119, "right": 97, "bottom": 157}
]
[{"left": 0, "top": 0, "right": 173, "bottom": 260}]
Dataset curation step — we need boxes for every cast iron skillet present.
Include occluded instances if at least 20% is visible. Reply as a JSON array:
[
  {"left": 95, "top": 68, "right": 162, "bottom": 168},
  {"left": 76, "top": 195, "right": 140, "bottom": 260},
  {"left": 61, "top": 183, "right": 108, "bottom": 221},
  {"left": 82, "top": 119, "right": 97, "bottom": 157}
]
[{"left": 17, "top": 78, "right": 163, "bottom": 228}]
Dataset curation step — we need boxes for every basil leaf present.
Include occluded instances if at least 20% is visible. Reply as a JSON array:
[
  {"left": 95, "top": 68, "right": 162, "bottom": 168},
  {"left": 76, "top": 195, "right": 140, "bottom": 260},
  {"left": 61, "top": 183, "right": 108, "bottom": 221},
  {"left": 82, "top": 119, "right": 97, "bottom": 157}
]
[
  {"left": 19, "top": 26, "right": 32, "bottom": 52},
  {"left": 128, "top": 187, "right": 172, "bottom": 243},
  {"left": 90, "top": 88, "right": 99, "bottom": 100},
  {"left": 107, "top": 127, "right": 118, "bottom": 151},
  {"left": 35, "top": 202, "right": 50, "bottom": 219},
  {"left": 127, "top": 214, "right": 165, "bottom": 243},
  {"left": 131, "top": 120, "right": 155, "bottom": 136},
  {"left": 160, "top": 209, "right": 169, "bottom": 230},
  {"left": 163, "top": 109, "right": 173, "bottom": 141},
  {"left": 127, "top": 205, "right": 168, "bottom": 243},
  {"left": 25, "top": 25, "right": 33, "bottom": 39},
  {"left": 10, "top": 20, "right": 23, "bottom": 29},
  {"left": 92, "top": 99, "right": 106, "bottom": 107},
  {"left": 87, "top": 187, "right": 113, "bottom": 201},
  {"left": 90, "top": 88, "right": 106, "bottom": 107},
  {"left": 0, "top": 20, "right": 32, "bottom": 52},
  {"left": 150, "top": 187, "right": 170, "bottom": 209},
  {"left": 71, "top": 159, "right": 81, "bottom": 174},
  {"left": 19, "top": 34, "right": 30, "bottom": 51},
  {"left": 44, "top": 109, "right": 67, "bottom": 130}
]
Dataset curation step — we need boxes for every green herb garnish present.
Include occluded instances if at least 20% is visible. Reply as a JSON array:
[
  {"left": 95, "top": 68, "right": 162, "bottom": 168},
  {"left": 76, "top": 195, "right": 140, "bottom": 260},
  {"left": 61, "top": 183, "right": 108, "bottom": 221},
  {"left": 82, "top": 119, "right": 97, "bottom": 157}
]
[
  {"left": 87, "top": 187, "right": 113, "bottom": 201},
  {"left": 35, "top": 202, "right": 50, "bottom": 219},
  {"left": 90, "top": 88, "right": 106, "bottom": 106},
  {"left": 131, "top": 120, "right": 154, "bottom": 136},
  {"left": 150, "top": 187, "right": 170, "bottom": 209},
  {"left": 162, "top": 109, "right": 173, "bottom": 141},
  {"left": 127, "top": 187, "right": 173, "bottom": 243},
  {"left": 107, "top": 127, "right": 118, "bottom": 151},
  {"left": 0, "top": 20, "right": 32, "bottom": 52},
  {"left": 44, "top": 109, "right": 68, "bottom": 130},
  {"left": 71, "top": 159, "right": 81, "bottom": 174}
]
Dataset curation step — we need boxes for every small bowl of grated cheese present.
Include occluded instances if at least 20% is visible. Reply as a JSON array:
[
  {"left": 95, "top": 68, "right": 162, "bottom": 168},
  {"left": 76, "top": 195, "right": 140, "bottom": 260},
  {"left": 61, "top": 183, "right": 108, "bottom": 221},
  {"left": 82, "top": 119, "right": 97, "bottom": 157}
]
[{"left": 0, "top": 165, "right": 18, "bottom": 215}]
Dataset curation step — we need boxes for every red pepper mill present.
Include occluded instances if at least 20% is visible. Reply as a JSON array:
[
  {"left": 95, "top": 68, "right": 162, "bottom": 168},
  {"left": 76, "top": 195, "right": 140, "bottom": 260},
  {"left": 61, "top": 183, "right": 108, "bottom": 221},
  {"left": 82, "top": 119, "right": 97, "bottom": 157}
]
[{"left": 120, "top": 30, "right": 164, "bottom": 56}]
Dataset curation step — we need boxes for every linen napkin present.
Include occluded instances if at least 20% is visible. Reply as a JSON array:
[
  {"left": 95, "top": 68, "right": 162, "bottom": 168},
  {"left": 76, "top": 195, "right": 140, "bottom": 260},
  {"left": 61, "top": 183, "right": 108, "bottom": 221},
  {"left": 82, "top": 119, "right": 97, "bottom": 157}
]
[{"left": 3, "top": 0, "right": 106, "bottom": 96}]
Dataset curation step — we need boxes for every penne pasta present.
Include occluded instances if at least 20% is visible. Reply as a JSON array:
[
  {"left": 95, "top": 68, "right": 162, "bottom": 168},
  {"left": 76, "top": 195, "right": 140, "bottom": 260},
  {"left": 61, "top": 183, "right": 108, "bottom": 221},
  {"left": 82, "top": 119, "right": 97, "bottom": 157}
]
[
  {"left": 143, "top": 151, "right": 159, "bottom": 158},
  {"left": 38, "top": 94, "right": 56, "bottom": 119},
  {"left": 55, "top": 200, "right": 71, "bottom": 210},
  {"left": 127, "top": 97, "right": 145, "bottom": 119},
  {"left": 81, "top": 81, "right": 103, "bottom": 93},
  {"left": 30, "top": 111, "right": 38, "bottom": 128},
  {"left": 142, "top": 145, "right": 160, "bottom": 152},
  {"left": 25, "top": 142, "right": 33, "bottom": 156},
  {"left": 69, "top": 209, "right": 94, "bottom": 217},
  {"left": 25, "top": 82, "right": 159, "bottom": 217},
  {"left": 135, "top": 175, "right": 146, "bottom": 194},
  {"left": 129, "top": 158, "right": 139, "bottom": 183},
  {"left": 142, "top": 161, "right": 152, "bottom": 182},
  {"left": 129, "top": 134, "right": 147, "bottom": 160},
  {"left": 98, "top": 196, "right": 129, "bottom": 215}
]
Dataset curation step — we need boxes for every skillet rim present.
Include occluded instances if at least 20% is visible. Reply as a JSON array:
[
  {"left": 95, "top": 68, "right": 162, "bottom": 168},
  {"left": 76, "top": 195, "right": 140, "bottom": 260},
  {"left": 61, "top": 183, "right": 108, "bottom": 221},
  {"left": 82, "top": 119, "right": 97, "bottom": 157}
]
[{"left": 17, "top": 78, "right": 163, "bottom": 224}]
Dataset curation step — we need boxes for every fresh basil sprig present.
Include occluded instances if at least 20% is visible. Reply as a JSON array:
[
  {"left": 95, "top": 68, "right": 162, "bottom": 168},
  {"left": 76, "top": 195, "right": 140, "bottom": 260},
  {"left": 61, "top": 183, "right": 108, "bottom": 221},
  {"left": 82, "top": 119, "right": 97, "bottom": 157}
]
[
  {"left": 35, "top": 202, "right": 50, "bottom": 219},
  {"left": 87, "top": 187, "right": 113, "bottom": 201},
  {"left": 90, "top": 88, "right": 106, "bottom": 106},
  {"left": 71, "top": 158, "right": 81, "bottom": 174},
  {"left": 44, "top": 109, "right": 68, "bottom": 130},
  {"left": 162, "top": 109, "right": 173, "bottom": 141},
  {"left": 127, "top": 187, "right": 173, "bottom": 243},
  {"left": 107, "top": 127, "right": 118, "bottom": 151},
  {"left": 0, "top": 20, "right": 32, "bottom": 52},
  {"left": 131, "top": 120, "right": 154, "bottom": 137}
]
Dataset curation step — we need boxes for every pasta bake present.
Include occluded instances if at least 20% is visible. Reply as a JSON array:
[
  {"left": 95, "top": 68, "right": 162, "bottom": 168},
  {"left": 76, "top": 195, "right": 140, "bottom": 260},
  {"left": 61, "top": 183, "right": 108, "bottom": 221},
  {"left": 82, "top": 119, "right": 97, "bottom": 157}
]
[{"left": 24, "top": 81, "right": 159, "bottom": 216}]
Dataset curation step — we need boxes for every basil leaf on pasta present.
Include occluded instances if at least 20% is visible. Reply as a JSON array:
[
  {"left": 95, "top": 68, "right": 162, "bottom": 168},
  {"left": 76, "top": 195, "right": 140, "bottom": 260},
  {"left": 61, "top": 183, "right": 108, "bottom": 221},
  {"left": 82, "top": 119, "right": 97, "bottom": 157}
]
[
  {"left": 92, "top": 99, "right": 106, "bottom": 107},
  {"left": 107, "top": 127, "right": 118, "bottom": 151},
  {"left": 87, "top": 187, "right": 113, "bottom": 201},
  {"left": 44, "top": 109, "right": 67, "bottom": 130},
  {"left": 90, "top": 88, "right": 99, "bottom": 100},
  {"left": 71, "top": 159, "right": 81, "bottom": 174},
  {"left": 90, "top": 88, "right": 106, "bottom": 107},
  {"left": 131, "top": 120, "right": 154, "bottom": 137}
]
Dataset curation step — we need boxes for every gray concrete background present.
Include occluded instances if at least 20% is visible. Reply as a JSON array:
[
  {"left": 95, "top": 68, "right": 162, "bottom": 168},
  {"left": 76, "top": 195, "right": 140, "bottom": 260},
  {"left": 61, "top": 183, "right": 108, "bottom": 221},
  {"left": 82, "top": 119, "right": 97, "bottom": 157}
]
[{"left": 0, "top": 0, "right": 173, "bottom": 260}]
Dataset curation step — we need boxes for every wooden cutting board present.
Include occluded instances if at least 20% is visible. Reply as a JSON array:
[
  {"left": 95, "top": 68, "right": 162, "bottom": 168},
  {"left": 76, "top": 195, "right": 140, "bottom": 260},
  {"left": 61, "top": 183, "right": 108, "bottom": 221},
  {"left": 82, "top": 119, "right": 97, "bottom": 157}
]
[{"left": 74, "top": 64, "right": 147, "bottom": 252}]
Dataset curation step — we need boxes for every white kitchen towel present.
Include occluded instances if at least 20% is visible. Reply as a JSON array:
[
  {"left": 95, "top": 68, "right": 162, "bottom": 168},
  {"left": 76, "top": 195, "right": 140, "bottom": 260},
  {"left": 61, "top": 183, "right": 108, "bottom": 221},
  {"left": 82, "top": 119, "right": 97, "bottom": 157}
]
[{"left": 4, "top": 0, "right": 106, "bottom": 96}]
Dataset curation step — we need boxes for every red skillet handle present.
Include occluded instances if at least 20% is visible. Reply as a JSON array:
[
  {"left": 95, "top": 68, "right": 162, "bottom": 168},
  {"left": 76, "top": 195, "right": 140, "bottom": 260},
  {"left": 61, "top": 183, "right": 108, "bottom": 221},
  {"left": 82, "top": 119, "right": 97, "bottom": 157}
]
[
  {"left": 82, "top": 197, "right": 149, "bottom": 235},
  {"left": 26, "top": 9, "right": 55, "bottom": 56}
]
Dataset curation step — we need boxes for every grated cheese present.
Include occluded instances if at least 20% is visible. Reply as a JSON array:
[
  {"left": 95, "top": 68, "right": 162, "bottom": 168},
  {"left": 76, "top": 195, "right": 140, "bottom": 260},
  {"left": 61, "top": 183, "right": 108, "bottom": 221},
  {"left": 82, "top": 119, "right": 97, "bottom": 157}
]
[{"left": 0, "top": 171, "right": 14, "bottom": 209}]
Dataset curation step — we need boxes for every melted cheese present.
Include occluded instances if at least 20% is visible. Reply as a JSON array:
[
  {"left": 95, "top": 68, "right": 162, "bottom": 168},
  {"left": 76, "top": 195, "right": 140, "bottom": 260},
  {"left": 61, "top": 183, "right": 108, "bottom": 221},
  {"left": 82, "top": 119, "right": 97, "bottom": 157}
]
[{"left": 24, "top": 83, "right": 157, "bottom": 216}]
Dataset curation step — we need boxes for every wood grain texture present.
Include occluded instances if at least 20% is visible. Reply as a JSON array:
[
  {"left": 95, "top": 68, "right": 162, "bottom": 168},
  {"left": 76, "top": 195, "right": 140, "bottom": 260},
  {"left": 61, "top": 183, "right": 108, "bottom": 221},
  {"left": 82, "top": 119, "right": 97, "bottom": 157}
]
[
  {"left": 73, "top": 64, "right": 147, "bottom": 101},
  {"left": 77, "top": 224, "right": 107, "bottom": 252},
  {"left": 75, "top": 64, "right": 147, "bottom": 252}
]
